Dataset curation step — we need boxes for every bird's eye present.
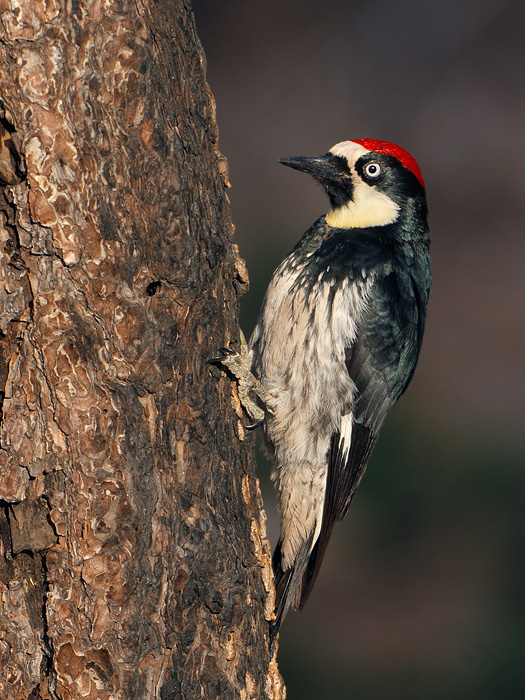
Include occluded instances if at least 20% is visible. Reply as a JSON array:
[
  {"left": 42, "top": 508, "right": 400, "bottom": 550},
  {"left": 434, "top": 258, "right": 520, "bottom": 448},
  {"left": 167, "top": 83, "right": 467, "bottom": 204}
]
[{"left": 363, "top": 161, "right": 383, "bottom": 179}]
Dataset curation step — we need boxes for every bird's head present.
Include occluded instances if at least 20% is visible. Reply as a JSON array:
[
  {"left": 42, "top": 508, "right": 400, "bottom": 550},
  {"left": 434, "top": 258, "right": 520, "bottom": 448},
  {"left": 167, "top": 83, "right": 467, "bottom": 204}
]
[{"left": 280, "top": 139, "right": 426, "bottom": 230}]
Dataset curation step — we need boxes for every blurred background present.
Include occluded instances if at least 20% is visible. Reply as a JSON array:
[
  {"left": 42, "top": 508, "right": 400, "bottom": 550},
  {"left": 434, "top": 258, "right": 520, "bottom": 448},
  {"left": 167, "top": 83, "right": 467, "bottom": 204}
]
[{"left": 192, "top": 1, "right": 525, "bottom": 697}]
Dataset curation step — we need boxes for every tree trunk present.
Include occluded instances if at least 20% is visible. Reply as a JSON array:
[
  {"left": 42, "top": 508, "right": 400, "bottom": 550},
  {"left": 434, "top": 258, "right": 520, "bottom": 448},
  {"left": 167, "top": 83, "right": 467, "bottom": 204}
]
[{"left": 0, "top": 1, "right": 283, "bottom": 698}]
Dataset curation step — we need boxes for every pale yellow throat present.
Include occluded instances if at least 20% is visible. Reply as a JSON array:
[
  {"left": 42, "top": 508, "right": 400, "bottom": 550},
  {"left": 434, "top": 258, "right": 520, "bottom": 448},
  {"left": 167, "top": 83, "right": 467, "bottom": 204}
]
[{"left": 326, "top": 184, "right": 400, "bottom": 229}]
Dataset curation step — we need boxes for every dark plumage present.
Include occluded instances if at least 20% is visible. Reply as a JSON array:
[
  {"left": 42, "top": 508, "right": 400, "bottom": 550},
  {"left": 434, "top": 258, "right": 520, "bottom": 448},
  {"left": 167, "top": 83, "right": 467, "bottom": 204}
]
[{"left": 248, "top": 139, "right": 431, "bottom": 648}]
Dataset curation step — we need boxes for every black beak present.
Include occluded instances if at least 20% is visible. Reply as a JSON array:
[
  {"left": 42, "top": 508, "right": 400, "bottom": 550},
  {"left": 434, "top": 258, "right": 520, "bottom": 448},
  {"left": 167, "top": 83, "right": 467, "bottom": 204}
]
[
  {"left": 279, "top": 153, "right": 353, "bottom": 208},
  {"left": 279, "top": 154, "right": 344, "bottom": 179}
]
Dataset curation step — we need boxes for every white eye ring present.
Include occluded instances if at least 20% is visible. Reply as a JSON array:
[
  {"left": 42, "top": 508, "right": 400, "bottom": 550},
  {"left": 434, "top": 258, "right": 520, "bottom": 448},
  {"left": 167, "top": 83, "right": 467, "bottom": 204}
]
[{"left": 363, "top": 161, "right": 383, "bottom": 179}]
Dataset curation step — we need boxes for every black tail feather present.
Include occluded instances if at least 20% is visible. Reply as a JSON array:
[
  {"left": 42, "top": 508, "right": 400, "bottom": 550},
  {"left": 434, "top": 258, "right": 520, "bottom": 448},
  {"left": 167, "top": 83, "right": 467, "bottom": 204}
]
[
  {"left": 270, "top": 422, "right": 377, "bottom": 649},
  {"left": 269, "top": 534, "right": 314, "bottom": 652},
  {"left": 299, "top": 424, "right": 376, "bottom": 609}
]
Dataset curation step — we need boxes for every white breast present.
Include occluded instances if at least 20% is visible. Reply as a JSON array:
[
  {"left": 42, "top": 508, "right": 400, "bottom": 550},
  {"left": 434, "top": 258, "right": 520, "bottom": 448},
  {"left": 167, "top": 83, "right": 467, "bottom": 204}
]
[
  {"left": 251, "top": 255, "right": 372, "bottom": 467},
  {"left": 250, "top": 255, "right": 372, "bottom": 565}
]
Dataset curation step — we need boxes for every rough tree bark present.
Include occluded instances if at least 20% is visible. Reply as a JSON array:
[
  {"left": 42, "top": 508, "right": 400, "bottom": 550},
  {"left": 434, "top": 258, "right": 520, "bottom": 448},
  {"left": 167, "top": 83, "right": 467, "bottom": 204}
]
[{"left": 0, "top": 1, "right": 284, "bottom": 698}]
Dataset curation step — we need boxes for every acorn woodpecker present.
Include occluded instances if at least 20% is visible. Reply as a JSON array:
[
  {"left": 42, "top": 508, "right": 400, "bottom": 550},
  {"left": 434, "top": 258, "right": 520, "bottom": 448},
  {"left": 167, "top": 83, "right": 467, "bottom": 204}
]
[{"left": 211, "top": 139, "right": 431, "bottom": 647}]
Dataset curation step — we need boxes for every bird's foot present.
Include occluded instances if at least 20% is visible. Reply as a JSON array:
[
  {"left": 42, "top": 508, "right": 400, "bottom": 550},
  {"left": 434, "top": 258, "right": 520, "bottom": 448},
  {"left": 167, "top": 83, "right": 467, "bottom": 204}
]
[{"left": 208, "top": 339, "right": 270, "bottom": 429}]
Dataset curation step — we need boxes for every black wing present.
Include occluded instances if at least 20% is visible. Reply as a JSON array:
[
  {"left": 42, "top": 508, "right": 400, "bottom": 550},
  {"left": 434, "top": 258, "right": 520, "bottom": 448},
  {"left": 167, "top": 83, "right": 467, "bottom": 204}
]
[{"left": 298, "top": 269, "right": 428, "bottom": 607}]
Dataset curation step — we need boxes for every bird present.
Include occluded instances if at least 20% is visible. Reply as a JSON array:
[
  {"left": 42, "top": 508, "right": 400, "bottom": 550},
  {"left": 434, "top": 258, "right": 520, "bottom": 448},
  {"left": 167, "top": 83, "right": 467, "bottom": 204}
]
[{"left": 211, "top": 138, "right": 431, "bottom": 648}]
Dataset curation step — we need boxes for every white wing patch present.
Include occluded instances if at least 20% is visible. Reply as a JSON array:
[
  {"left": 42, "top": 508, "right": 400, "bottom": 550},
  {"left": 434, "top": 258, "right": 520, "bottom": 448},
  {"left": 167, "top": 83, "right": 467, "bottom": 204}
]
[{"left": 339, "top": 412, "right": 354, "bottom": 464}]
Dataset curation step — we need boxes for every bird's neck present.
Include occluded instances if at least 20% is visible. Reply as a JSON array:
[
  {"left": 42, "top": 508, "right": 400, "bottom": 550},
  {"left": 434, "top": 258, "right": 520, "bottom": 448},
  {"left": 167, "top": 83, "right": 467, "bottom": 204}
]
[{"left": 325, "top": 189, "right": 400, "bottom": 229}]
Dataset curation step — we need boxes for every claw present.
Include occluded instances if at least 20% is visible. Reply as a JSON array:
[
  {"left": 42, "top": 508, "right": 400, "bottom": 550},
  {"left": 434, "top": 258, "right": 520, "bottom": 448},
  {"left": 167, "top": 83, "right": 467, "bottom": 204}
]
[
  {"left": 208, "top": 341, "right": 270, "bottom": 428},
  {"left": 245, "top": 417, "right": 265, "bottom": 431},
  {"left": 218, "top": 347, "right": 238, "bottom": 356},
  {"left": 207, "top": 347, "right": 239, "bottom": 365}
]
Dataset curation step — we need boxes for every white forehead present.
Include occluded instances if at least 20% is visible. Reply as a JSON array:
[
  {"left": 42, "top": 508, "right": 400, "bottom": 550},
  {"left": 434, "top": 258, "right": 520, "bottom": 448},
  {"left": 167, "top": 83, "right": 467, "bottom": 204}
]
[{"left": 329, "top": 140, "right": 369, "bottom": 166}]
